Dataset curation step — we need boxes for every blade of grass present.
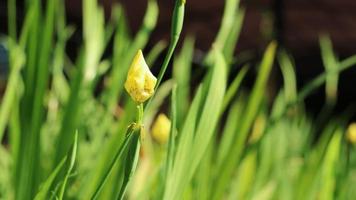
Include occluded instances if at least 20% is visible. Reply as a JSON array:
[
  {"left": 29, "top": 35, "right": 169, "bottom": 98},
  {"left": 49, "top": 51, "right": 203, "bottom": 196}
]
[
  {"left": 147, "top": 40, "right": 167, "bottom": 66},
  {"left": 53, "top": 51, "right": 84, "bottom": 165},
  {"left": 214, "top": 0, "right": 240, "bottom": 50},
  {"left": 58, "top": 132, "right": 78, "bottom": 200},
  {"left": 15, "top": 0, "right": 40, "bottom": 194},
  {"left": 0, "top": 41, "right": 24, "bottom": 142},
  {"left": 264, "top": 54, "right": 356, "bottom": 136},
  {"left": 298, "top": 54, "right": 356, "bottom": 102},
  {"left": 320, "top": 35, "right": 339, "bottom": 104},
  {"left": 7, "top": 0, "right": 17, "bottom": 40},
  {"left": 188, "top": 49, "right": 227, "bottom": 195},
  {"left": 33, "top": 156, "right": 66, "bottom": 200},
  {"left": 278, "top": 51, "right": 297, "bottom": 103},
  {"left": 21, "top": 0, "right": 40, "bottom": 119},
  {"left": 204, "top": 0, "right": 240, "bottom": 65},
  {"left": 17, "top": 0, "right": 56, "bottom": 198},
  {"left": 221, "top": 64, "right": 248, "bottom": 113},
  {"left": 163, "top": 86, "right": 203, "bottom": 200},
  {"left": 144, "top": 80, "right": 174, "bottom": 127},
  {"left": 228, "top": 149, "right": 257, "bottom": 200},
  {"left": 295, "top": 123, "right": 337, "bottom": 199},
  {"left": 83, "top": 0, "right": 105, "bottom": 84},
  {"left": 216, "top": 96, "right": 246, "bottom": 168},
  {"left": 319, "top": 129, "right": 342, "bottom": 200},
  {"left": 54, "top": 0, "right": 108, "bottom": 164},
  {"left": 34, "top": 131, "right": 78, "bottom": 200},
  {"left": 212, "top": 42, "right": 277, "bottom": 200},
  {"left": 164, "top": 49, "right": 227, "bottom": 200},
  {"left": 312, "top": 36, "right": 340, "bottom": 133},
  {"left": 114, "top": 134, "right": 140, "bottom": 200},
  {"left": 223, "top": 8, "right": 245, "bottom": 64},
  {"left": 173, "top": 37, "right": 194, "bottom": 127},
  {"left": 193, "top": 141, "right": 213, "bottom": 200},
  {"left": 164, "top": 85, "right": 177, "bottom": 182}
]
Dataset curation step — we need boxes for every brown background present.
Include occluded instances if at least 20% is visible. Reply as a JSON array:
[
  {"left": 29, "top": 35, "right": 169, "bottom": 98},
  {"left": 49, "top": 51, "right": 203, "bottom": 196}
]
[
  {"left": 2, "top": 0, "right": 356, "bottom": 60},
  {"left": 1, "top": 0, "right": 356, "bottom": 114}
]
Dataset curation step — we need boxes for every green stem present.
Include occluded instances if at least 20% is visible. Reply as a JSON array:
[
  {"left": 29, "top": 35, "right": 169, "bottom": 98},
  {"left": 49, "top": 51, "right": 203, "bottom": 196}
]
[
  {"left": 137, "top": 103, "right": 144, "bottom": 126},
  {"left": 145, "top": 0, "right": 185, "bottom": 111},
  {"left": 155, "top": 0, "right": 185, "bottom": 90},
  {"left": 8, "top": 0, "right": 17, "bottom": 40},
  {"left": 155, "top": 41, "right": 178, "bottom": 92}
]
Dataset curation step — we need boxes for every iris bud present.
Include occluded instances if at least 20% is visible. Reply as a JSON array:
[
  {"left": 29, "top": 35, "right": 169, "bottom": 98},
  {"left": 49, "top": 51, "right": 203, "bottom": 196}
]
[
  {"left": 125, "top": 50, "right": 157, "bottom": 103},
  {"left": 152, "top": 114, "right": 171, "bottom": 144}
]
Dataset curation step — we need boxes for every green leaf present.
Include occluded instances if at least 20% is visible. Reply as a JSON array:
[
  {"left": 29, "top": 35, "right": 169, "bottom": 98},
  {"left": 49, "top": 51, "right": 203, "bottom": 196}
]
[
  {"left": 163, "top": 86, "right": 203, "bottom": 200},
  {"left": 144, "top": 80, "right": 174, "bottom": 127},
  {"left": 164, "top": 49, "right": 227, "bottom": 200},
  {"left": 278, "top": 51, "right": 297, "bottom": 104},
  {"left": 173, "top": 37, "right": 194, "bottom": 127},
  {"left": 90, "top": 125, "right": 140, "bottom": 200},
  {"left": 33, "top": 157, "right": 66, "bottom": 200},
  {"left": 58, "top": 131, "right": 78, "bottom": 200},
  {"left": 114, "top": 133, "right": 140, "bottom": 200},
  {"left": 165, "top": 85, "right": 177, "bottom": 181},
  {"left": 147, "top": 40, "right": 167, "bottom": 66},
  {"left": 223, "top": 7, "right": 245, "bottom": 64},
  {"left": 318, "top": 129, "right": 342, "bottom": 200},
  {"left": 0, "top": 41, "right": 25, "bottom": 142},
  {"left": 34, "top": 132, "right": 78, "bottom": 200},
  {"left": 228, "top": 150, "right": 257, "bottom": 200},
  {"left": 17, "top": 0, "right": 57, "bottom": 197},
  {"left": 204, "top": 0, "right": 241, "bottom": 65},
  {"left": 216, "top": 96, "right": 245, "bottom": 168},
  {"left": 320, "top": 35, "right": 339, "bottom": 104},
  {"left": 212, "top": 42, "right": 277, "bottom": 200},
  {"left": 221, "top": 64, "right": 248, "bottom": 113}
]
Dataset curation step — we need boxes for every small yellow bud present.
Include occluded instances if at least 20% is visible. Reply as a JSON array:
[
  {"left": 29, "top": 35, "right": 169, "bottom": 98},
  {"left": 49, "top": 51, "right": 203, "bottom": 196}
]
[
  {"left": 125, "top": 50, "right": 157, "bottom": 103},
  {"left": 347, "top": 123, "right": 356, "bottom": 144},
  {"left": 151, "top": 114, "right": 171, "bottom": 144}
]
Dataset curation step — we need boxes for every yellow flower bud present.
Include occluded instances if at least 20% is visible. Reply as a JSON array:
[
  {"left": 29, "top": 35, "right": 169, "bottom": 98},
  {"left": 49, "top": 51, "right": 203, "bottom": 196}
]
[
  {"left": 151, "top": 114, "right": 171, "bottom": 144},
  {"left": 125, "top": 50, "right": 157, "bottom": 103},
  {"left": 347, "top": 123, "right": 356, "bottom": 144}
]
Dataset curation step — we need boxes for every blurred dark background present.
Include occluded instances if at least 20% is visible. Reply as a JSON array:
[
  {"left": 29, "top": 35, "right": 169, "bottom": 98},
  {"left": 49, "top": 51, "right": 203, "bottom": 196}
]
[{"left": 0, "top": 0, "right": 356, "bottom": 116}]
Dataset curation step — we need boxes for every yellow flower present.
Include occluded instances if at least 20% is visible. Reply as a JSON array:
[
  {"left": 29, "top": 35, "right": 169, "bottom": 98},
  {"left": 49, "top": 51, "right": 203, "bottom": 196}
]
[
  {"left": 152, "top": 114, "right": 171, "bottom": 144},
  {"left": 347, "top": 123, "right": 356, "bottom": 144},
  {"left": 125, "top": 50, "right": 157, "bottom": 103}
]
